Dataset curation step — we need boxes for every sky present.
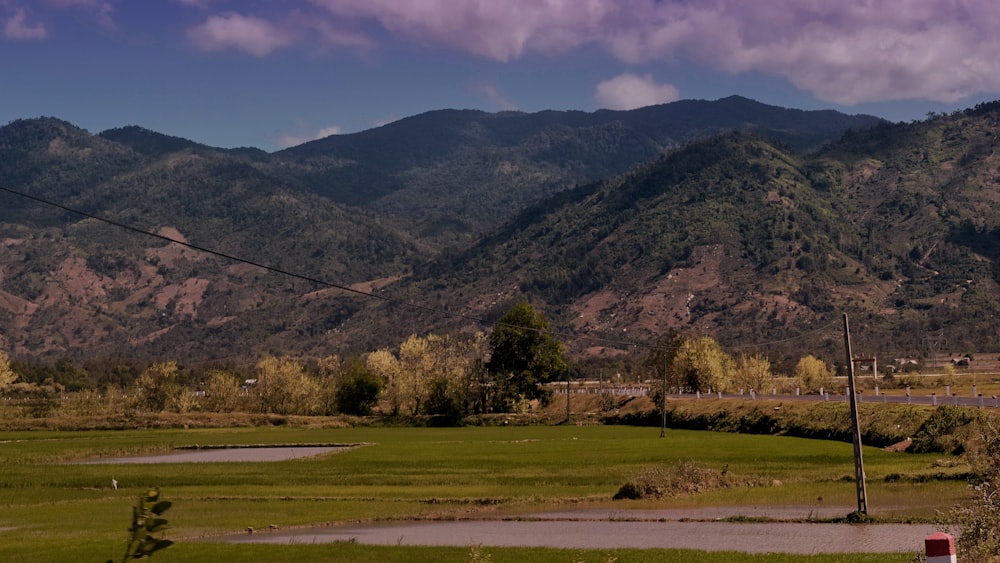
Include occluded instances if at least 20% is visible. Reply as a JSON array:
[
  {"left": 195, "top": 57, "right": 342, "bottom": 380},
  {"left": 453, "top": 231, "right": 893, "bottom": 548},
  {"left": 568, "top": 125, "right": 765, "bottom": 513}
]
[{"left": 3, "top": 0, "right": 1000, "bottom": 152}]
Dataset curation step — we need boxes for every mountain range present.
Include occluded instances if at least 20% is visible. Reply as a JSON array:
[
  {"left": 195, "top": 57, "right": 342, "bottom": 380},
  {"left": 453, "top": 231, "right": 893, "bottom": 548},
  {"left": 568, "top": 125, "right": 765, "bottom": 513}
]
[{"left": 1, "top": 96, "right": 997, "bottom": 371}]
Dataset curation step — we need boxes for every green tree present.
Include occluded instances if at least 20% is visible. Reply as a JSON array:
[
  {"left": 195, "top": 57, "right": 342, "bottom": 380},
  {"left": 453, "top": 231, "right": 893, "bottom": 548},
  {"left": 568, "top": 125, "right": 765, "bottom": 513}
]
[
  {"left": 486, "top": 301, "right": 567, "bottom": 410},
  {"left": 335, "top": 356, "right": 382, "bottom": 415},
  {"left": 948, "top": 418, "right": 1000, "bottom": 561}
]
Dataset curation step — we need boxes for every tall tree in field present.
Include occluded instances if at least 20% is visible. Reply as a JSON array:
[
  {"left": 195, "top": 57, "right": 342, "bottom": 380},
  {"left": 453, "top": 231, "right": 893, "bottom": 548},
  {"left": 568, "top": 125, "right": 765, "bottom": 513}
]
[
  {"left": 0, "top": 351, "right": 17, "bottom": 394},
  {"left": 335, "top": 356, "right": 382, "bottom": 416},
  {"left": 487, "top": 301, "right": 566, "bottom": 410},
  {"left": 399, "top": 334, "right": 434, "bottom": 415},
  {"left": 733, "top": 352, "right": 773, "bottom": 393},
  {"left": 795, "top": 355, "right": 832, "bottom": 392},
  {"left": 254, "top": 355, "right": 320, "bottom": 415},
  {"left": 671, "top": 336, "right": 734, "bottom": 393},
  {"left": 366, "top": 349, "right": 403, "bottom": 415},
  {"left": 201, "top": 369, "right": 242, "bottom": 413},
  {"left": 136, "top": 362, "right": 181, "bottom": 412}
]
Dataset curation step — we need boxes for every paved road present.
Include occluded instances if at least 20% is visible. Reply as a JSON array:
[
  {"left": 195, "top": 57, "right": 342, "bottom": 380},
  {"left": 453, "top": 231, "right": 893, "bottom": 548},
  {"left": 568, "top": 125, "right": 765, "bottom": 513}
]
[
  {"left": 678, "top": 390, "right": 999, "bottom": 408},
  {"left": 565, "top": 387, "right": 1000, "bottom": 408}
]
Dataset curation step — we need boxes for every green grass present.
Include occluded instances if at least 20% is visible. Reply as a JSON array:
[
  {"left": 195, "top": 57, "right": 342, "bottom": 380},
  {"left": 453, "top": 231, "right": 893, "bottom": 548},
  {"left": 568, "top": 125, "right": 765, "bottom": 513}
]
[{"left": 0, "top": 425, "right": 967, "bottom": 562}]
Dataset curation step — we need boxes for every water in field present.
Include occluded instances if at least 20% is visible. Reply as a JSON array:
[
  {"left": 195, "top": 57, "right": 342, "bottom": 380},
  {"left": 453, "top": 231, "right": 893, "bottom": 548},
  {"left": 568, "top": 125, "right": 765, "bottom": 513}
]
[
  {"left": 224, "top": 515, "right": 939, "bottom": 554},
  {"left": 219, "top": 506, "right": 942, "bottom": 554},
  {"left": 79, "top": 445, "right": 348, "bottom": 464}
]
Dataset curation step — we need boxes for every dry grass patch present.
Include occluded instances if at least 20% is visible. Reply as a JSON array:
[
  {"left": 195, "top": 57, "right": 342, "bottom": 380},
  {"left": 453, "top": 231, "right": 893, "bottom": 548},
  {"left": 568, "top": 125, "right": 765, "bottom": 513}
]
[{"left": 613, "top": 460, "right": 765, "bottom": 500}]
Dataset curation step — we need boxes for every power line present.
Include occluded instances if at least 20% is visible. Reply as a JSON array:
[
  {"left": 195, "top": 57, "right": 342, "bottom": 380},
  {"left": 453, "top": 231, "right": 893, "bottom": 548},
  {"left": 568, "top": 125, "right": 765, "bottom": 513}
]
[{"left": 0, "top": 183, "right": 841, "bottom": 355}]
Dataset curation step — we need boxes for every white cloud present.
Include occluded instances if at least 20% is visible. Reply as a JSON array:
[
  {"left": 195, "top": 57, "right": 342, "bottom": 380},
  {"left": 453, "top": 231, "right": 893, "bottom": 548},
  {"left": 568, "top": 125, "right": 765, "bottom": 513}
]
[
  {"left": 309, "top": 0, "right": 614, "bottom": 61},
  {"left": 189, "top": 13, "right": 295, "bottom": 56},
  {"left": 595, "top": 73, "right": 679, "bottom": 110},
  {"left": 276, "top": 124, "right": 343, "bottom": 148},
  {"left": 4, "top": 8, "right": 46, "bottom": 39},
  {"left": 306, "top": 0, "right": 1000, "bottom": 105}
]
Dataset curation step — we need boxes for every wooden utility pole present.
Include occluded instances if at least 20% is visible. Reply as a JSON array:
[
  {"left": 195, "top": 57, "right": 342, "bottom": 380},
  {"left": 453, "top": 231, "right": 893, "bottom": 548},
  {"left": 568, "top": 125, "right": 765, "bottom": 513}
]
[
  {"left": 660, "top": 356, "right": 667, "bottom": 438},
  {"left": 565, "top": 369, "right": 571, "bottom": 423},
  {"left": 842, "top": 314, "right": 869, "bottom": 515}
]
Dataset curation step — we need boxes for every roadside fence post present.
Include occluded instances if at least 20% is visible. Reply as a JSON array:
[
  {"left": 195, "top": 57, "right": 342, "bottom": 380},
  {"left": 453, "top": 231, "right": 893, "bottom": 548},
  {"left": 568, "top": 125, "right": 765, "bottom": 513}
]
[{"left": 924, "top": 532, "right": 956, "bottom": 563}]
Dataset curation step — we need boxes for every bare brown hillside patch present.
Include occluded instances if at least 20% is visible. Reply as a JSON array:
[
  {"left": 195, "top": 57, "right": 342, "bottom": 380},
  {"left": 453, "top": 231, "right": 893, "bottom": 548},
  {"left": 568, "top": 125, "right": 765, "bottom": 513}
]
[{"left": 571, "top": 245, "right": 726, "bottom": 336}]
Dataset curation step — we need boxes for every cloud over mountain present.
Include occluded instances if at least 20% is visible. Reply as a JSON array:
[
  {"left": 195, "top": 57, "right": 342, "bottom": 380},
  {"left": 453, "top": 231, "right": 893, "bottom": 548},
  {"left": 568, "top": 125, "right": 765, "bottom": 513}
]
[{"left": 307, "top": 0, "right": 1000, "bottom": 105}]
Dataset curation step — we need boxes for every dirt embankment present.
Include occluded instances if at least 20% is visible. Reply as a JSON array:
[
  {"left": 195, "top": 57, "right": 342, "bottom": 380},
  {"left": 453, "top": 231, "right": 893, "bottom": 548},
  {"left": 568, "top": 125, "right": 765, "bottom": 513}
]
[
  {"left": 539, "top": 393, "right": 991, "bottom": 454},
  {"left": 1, "top": 394, "right": 989, "bottom": 455}
]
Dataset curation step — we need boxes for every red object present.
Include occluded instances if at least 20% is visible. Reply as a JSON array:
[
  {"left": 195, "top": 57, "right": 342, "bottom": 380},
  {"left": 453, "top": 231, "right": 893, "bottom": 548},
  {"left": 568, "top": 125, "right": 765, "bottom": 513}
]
[{"left": 925, "top": 532, "right": 955, "bottom": 558}]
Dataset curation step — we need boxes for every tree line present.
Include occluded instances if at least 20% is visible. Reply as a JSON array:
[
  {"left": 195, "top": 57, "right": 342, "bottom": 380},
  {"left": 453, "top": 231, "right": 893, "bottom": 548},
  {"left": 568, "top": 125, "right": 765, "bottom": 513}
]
[{"left": 0, "top": 302, "right": 841, "bottom": 419}]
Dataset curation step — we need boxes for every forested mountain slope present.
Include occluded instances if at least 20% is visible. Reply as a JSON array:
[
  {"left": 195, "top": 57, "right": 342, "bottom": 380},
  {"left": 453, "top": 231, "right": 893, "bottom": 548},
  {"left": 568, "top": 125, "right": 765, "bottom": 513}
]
[
  {"left": 274, "top": 96, "right": 883, "bottom": 244},
  {"left": 345, "top": 106, "right": 1000, "bottom": 366},
  {"left": 5, "top": 100, "right": 996, "bottom": 366}
]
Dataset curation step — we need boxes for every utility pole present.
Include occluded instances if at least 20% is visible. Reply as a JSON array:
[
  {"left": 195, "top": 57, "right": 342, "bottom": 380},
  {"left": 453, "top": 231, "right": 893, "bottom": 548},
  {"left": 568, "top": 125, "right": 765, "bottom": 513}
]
[
  {"left": 565, "top": 368, "right": 571, "bottom": 423},
  {"left": 660, "top": 355, "right": 667, "bottom": 438},
  {"left": 842, "top": 314, "right": 868, "bottom": 515}
]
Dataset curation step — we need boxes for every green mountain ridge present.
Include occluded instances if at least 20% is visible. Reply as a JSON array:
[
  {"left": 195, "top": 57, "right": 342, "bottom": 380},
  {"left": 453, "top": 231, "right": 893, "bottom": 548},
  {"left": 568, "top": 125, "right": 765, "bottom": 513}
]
[
  {"left": 339, "top": 113, "right": 1000, "bottom": 367},
  {"left": 5, "top": 98, "right": 996, "bottom": 368}
]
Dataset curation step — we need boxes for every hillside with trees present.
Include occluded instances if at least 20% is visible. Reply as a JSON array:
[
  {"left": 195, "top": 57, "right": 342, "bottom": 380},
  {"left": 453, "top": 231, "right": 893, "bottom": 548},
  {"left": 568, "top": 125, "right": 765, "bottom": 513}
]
[
  {"left": 341, "top": 105, "right": 1000, "bottom": 371},
  {"left": 2, "top": 98, "right": 1000, "bottom": 375}
]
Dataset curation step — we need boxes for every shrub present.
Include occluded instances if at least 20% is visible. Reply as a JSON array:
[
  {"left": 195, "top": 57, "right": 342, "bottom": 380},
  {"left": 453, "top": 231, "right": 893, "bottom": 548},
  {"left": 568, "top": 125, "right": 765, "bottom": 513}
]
[{"left": 613, "top": 460, "right": 753, "bottom": 500}]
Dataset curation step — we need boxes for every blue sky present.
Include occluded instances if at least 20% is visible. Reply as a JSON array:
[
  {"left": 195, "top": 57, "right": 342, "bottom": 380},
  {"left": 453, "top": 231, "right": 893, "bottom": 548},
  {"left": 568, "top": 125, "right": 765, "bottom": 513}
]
[{"left": 3, "top": 1, "right": 999, "bottom": 152}]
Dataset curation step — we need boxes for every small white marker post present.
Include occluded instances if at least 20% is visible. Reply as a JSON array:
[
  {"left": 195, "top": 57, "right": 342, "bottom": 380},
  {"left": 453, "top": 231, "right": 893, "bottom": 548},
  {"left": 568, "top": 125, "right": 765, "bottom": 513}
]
[{"left": 924, "top": 532, "right": 956, "bottom": 563}]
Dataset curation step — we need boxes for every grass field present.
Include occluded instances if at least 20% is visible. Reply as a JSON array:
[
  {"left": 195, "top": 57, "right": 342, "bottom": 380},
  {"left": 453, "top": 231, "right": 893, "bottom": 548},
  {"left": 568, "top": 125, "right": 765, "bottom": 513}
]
[{"left": 0, "top": 425, "right": 970, "bottom": 562}]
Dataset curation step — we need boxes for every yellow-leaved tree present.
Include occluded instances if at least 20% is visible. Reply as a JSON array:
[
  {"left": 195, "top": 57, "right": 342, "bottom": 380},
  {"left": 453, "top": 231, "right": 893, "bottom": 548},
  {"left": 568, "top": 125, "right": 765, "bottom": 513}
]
[
  {"left": 0, "top": 351, "right": 17, "bottom": 394},
  {"left": 733, "top": 353, "right": 773, "bottom": 393},
  {"left": 254, "top": 355, "right": 319, "bottom": 415},
  {"left": 201, "top": 369, "right": 242, "bottom": 413},
  {"left": 671, "top": 337, "right": 734, "bottom": 393},
  {"left": 366, "top": 349, "right": 402, "bottom": 415},
  {"left": 795, "top": 355, "right": 833, "bottom": 393}
]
